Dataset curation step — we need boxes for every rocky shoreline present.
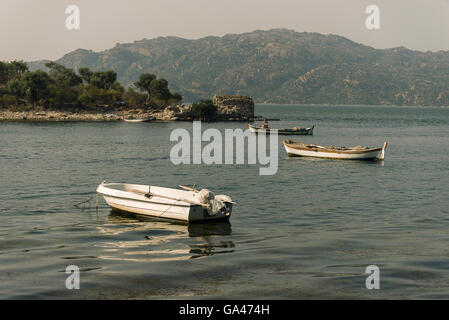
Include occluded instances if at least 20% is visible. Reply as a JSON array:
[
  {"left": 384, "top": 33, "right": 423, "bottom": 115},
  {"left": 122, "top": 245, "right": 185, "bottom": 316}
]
[
  {"left": 0, "top": 108, "right": 268, "bottom": 122},
  {"left": 0, "top": 110, "right": 122, "bottom": 122},
  {"left": 0, "top": 95, "right": 278, "bottom": 122}
]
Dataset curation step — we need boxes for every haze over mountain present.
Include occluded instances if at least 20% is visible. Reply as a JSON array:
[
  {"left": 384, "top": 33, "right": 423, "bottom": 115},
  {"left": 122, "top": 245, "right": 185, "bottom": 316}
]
[{"left": 28, "top": 29, "right": 449, "bottom": 106}]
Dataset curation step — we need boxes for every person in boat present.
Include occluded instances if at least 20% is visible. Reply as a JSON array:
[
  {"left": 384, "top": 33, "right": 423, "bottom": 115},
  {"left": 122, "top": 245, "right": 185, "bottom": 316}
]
[{"left": 262, "top": 119, "right": 269, "bottom": 129}]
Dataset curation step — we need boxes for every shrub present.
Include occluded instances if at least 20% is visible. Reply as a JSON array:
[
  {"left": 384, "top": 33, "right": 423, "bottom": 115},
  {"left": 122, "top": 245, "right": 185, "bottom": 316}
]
[{"left": 191, "top": 99, "right": 217, "bottom": 120}]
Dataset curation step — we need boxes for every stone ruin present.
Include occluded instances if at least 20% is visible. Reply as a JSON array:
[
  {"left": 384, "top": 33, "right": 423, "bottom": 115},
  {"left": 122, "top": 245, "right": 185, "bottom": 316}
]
[
  {"left": 139, "top": 95, "right": 256, "bottom": 121},
  {"left": 212, "top": 95, "right": 255, "bottom": 120}
]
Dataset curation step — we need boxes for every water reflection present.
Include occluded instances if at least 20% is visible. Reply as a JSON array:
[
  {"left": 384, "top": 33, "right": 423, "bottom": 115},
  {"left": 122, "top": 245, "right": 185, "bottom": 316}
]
[
  {"left": 94, "top": 211, "right": 234, "bottom": 262},
  {"left": 106, "top": 210, "right": 232, "bottom": 237},
  {"left": 189, "top": 241, "right": 235, "bottom": 259},
  {"left": 284, "top": 155, "right": 386, "bottom": 166}
]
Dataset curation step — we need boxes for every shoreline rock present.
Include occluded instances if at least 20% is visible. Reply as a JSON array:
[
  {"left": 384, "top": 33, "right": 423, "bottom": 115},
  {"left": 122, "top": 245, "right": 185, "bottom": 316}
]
[
  {"left": 0, "top": 110, "right": 124, "bottom": 122},
  {"left": 0, "top": 96, "right": 276, "bottom": 122},
  {"left": 0, "top": 109, "right": 272, "bottom": 122}
]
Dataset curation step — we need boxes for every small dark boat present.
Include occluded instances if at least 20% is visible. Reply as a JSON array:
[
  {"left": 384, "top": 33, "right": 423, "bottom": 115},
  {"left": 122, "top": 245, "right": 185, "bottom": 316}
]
[{"left": 248, "top": 123, "right": 314, "bottom": 135}]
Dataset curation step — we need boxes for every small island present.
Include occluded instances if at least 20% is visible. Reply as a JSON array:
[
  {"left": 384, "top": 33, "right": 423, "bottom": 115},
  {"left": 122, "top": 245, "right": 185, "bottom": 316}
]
[{"left": 0, "top": 61, "right": 257, "bottom": 122}]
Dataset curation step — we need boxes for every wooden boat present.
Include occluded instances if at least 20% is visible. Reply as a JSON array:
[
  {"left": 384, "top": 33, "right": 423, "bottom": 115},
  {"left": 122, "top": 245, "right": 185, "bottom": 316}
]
[
  {"left": 96, "top": 182, "right": 234, "bottom": 223},
  {"left": 248, "top": 124, "right": 314, "bottom": 135},
  {"left": 283, "top": 140, "right": 387, "bottom": 160},
  {"left": 123, "top": 116, "right": 154, "bottom": 122}
]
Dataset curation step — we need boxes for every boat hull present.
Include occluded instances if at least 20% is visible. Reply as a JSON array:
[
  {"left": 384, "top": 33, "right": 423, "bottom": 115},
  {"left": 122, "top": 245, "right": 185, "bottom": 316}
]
[
  {"left": 283, "top": 141, "right": 386, "bottom": 160},
  {"left": 123, "top": 119, "right": 152, "bottom": 122},
  {"left": 248, "top": 124, "right": 314, "bottom": 135},
  {"left": 97, "top": 183, "right": 232, "bottom": 223}
]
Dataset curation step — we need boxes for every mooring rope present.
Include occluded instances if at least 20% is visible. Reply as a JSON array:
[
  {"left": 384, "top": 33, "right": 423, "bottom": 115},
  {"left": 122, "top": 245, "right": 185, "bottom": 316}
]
[{"left": 73, "top": 194, "right": 99, "bottom": 209}]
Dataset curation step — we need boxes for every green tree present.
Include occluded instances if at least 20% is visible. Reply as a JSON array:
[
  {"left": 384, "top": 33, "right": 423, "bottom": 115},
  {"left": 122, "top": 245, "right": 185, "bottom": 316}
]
[
  {"left": 150, "top": 78, "right": 171, "bottom": 100},
  {"left": 134, "top": 73, "right": 182, "bottom": 105},
  {"left": 1, "top": 62, "right": 183, "bottom": 110},
  {"left": 191, "top": 99, "right": 217, "bottom": 120},
  {"left": 0, "top": 60, "right": 28, "bottom": 87},
  {"left": 76, "top": 67, "right": 124, "bottom": 107},
  {"left": 89, "top": 70, "right": 118, "bottom": 90},
  {"left": 134, "top": 73, "right": 156, "bottom": 104},
  {"left": 7, "top": 78, "right": 25, "bottom": 97},
  {"left": 0, "top": 62, "right": 8, "bottom": 86},
  {"left": 123, "top": 87, "right": 147, "bottom": 108},
  {"left": 46, "top": 62, "right": 82, "bottom": 87},
  {"left": 21, "top": 70, "right": 51, "bottom": 105},
  {"left": 77, "top": 84, "right": 123, "bottom": 107},
  {"left": 44, "top": 62, "right": 83, "bottom": 106},
  {"left": 171, "top": 92, "right": 182, "bottom": 101},
  {"left": 78, "top": 67, "right": 92, "bottom": 83},
  {"left": 78, "top": 67, "right": 121, "bottom": 91},
  {"left": 7, "top": 60, "right": 28, "bottom": 80}
]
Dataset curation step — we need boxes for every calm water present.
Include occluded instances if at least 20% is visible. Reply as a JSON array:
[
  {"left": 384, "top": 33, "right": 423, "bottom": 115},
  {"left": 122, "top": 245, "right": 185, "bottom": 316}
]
[{"left": 1, "top": 104, "right": 449, "bottom": 299}]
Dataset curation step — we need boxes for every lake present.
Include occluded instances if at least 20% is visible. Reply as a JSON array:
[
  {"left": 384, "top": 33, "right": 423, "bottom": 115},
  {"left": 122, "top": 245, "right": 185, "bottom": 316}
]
[{"left": 1, "top": 104, "right": 449, "bottom": 299}]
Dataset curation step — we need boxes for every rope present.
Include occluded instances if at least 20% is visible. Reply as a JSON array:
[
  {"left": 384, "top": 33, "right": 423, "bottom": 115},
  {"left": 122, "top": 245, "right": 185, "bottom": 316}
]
[
  {"left": 145, "top": 190, "right": 210, "bottom": 219},
  {"left": 145, "top": 192, "right": 207, "bottom": 208},
  {"left": 73, "top": 194, "right": 99, "bottom": 209},
  {"left": 156, "top": 198, "right": 183, "bottom": 218}
]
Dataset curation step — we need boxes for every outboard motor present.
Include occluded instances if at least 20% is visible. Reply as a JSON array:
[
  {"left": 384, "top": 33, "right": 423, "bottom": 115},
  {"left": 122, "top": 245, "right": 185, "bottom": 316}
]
[{"left": 197, "top": 189, "right": 232, "bottom": 216}]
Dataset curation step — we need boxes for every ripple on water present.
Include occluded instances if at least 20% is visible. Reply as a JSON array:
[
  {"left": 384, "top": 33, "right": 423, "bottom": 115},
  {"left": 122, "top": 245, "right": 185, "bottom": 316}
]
[{"left": 2, "top": 105, "right": 449, "bottom": 298}]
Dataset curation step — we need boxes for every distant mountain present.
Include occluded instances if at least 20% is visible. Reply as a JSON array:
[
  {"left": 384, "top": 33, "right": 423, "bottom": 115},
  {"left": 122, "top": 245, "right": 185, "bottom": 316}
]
[{"left": 28, "top": 29, "right": 449, "bottom": 106}]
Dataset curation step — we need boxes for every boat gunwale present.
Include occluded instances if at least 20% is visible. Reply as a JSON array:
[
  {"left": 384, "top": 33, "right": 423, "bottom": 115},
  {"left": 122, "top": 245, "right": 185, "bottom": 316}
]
[
  {"left": 286, "top": 153, "right": 380, "bottom": 160},
  {"left": 97, "top": 184, "right": 198, "bottom": 208},
  {"left": 98, "top": 192, "right": 198, "bottom": 208}
]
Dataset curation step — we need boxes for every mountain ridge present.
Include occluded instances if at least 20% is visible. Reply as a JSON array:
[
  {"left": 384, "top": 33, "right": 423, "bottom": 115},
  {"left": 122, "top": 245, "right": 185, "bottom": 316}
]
[{"left": 27, "top": 28, "right": 449, "bottom": 106}]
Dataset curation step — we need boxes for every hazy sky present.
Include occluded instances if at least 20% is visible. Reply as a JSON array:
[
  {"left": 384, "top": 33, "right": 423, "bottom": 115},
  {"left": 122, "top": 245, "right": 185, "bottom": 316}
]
[{"left": 1, "top": 0, "right": 449, "bottom": 61}]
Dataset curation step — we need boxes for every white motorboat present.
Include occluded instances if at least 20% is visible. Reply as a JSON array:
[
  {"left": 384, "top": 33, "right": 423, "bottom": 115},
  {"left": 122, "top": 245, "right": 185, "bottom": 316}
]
[
  {"left": 96, "top": 182, "right": 234, "bottom": 223},
  {"left": 283, "top": 140, "right": 387, "bottom": 160}
]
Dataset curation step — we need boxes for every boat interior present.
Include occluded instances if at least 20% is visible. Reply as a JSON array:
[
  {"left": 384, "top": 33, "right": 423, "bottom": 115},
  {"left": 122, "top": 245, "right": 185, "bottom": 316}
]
[{"left": 284, "top": 140, "right": 376, "bottom": 151}]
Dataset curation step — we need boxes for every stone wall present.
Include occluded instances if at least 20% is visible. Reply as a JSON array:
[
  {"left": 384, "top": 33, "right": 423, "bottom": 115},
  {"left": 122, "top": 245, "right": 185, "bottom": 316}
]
[{"left": 212, "top": 95, "right": 255, "bottom": 120}]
